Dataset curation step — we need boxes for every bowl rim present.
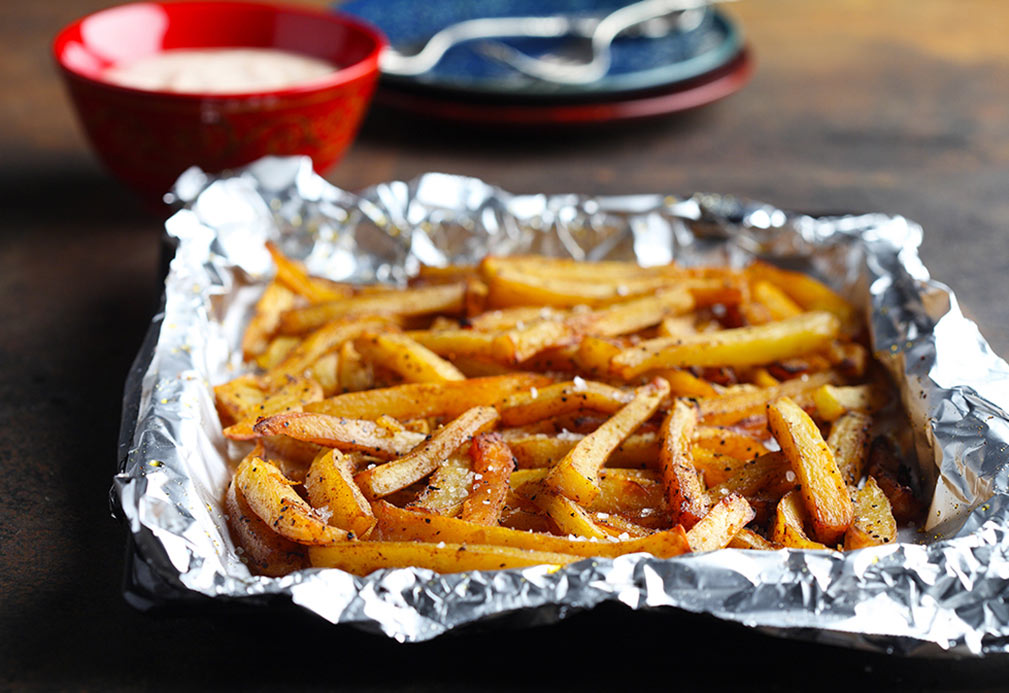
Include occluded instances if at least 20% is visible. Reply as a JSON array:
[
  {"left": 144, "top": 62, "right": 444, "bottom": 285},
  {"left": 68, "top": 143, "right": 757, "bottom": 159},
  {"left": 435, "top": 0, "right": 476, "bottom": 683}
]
[{"left": 52, "top": 0, "right": 387, "bottom": 101}]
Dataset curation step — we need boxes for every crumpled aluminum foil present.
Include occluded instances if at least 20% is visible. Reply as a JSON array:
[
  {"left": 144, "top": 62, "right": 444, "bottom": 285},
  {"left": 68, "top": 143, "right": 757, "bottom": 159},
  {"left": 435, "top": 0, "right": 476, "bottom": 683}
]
[{"left": 114, "top": 156, "right": 1009, "bottom": 655}]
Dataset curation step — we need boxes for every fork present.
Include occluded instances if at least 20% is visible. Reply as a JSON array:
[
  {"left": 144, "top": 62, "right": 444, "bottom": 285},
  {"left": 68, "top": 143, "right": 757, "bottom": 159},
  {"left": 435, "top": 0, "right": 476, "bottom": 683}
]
[{"left": 477, "top": 0, "right": 729, "bottom": 85}]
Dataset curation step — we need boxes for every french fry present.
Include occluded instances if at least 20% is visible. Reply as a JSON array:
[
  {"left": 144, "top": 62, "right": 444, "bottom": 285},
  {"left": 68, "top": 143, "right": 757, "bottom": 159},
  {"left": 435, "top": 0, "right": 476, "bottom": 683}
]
[
  {"left": 505, "top": 431, "right": 659, "bottom": 469},
  {"left": 771, "top": 490, "right": 829, "bottom": 550},
  {"left": 234, "top": 456, "right": 348, "bottom": 544},
  {"left": 254, "top": 335, "right": 301, "bottom": 370},
  {"left": 575, "top": 336, "right": 623, "bottom": 375},
  {"left": 767, "top": 397, "right": 852, "bottom": 545},
  {"left": 336, "top": 341, "right": 373, "bottom": 392},
  {"left": 461, "top": 433, "right": 515, "bottom": 525},
  {"left": 844, "top": 477, "right": 897, "bottom": 549},
  {"left": 413, "top": 264, "right": 478, "bottom": 285},
  {"left": 696, "top": 370, "right": 838, "bottom": 426},
  {"left": 409, "top": 320, "right": 577, "bottom": 365},
  {"left": 509, "top": 468, "right": 664, "bottom": 521},
  {"left": 373, "top": 501, "right": 691, "bottom": 559},
  {"left": 253, "top": 412, "right": 426, "bottom": 459},
  {"left": 306, "top": 374, "right": 551, "bottom": 420},
  {"left": 241, "top": 280, "right": 297, "bottom": 360},
  {"left": 694, "top": 427, "right": 770, "bottom": 461},
  {"left": 568, "top": 289, "right": 695, "bottom": 337},
  {"left": 546, "top": 378, "right": 670, "bottom": 505},
  {"left": 521, "top": 483, "right": 610, "bottom": 540},
  {"left": 223, "top": 376, "right": 323, "bottom": 440},
  {"left": 225, "top": 477, "right": 307, "bottom": 576},
  {"left": 407, "top": 452, "right": 473, "bottom": 516},
  {"left": 355, "top": 332, "right": 465, "bottom": 383},
  {"left": 355, "top": 406, "right": 500, "bottom": 499},
  {"left": 813, "top": 383, "right": 888, "bottom": 422},
  {"left": 279, "top": 282, "right": 466, "bottom": 334},
  {"left": 468, "top": 306, "right": 563, "bottom": 331},
  {"left": 707, "top": 451, "right": 791, "bottom": 499},
  {"left": 307, "top": 541, "right": 581, "bottom": 575},
  {"left": 611, "top": 311, "right": 840, "bottom": 378},
  {"left": 262, "top": 317, "right": 390, "bottom": 390},
  {"left": 728, "top": 527, "right": 780, "bottom": 551},
  {"left": 659, "top": 400, "right": 709, "bottom": 528},
  {"left": 685, "top": 494, "right": 755, "bottom": 552},
  {"left": 308, "top": 352, "right": 340, "bottom": 397},
  {"left": 827, "top": 411, "right": 872, "bottom": 486},
  {"left": 746, "top": 261, "right": 858, "bottom": 333},
  {"left": 214, "top": 374, "right": 266, "bottom": 426},
  {"left": 265, "top": 241, "right": 353, "bottom": 303},
  {"left": 751, "top": 280, "right": 803, "bottom": 321},
  {"left": 498, "top": 379, "right": 632, "bottom": 426},
  {"left": 305, "top": 448, "right": 376, "bottom": 539}
]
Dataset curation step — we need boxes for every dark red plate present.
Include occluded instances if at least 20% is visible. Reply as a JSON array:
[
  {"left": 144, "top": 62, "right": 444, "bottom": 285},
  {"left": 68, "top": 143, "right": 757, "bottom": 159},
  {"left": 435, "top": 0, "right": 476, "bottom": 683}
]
[{"left": 373, "top": 47, "right": 752, "bottom": 126}]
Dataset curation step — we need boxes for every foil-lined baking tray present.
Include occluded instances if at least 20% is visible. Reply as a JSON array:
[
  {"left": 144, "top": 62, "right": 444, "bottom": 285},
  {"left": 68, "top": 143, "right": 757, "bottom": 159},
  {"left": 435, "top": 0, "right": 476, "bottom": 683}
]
[{"left": 114, "top": 156, "right": 1009, "bottom": 655}]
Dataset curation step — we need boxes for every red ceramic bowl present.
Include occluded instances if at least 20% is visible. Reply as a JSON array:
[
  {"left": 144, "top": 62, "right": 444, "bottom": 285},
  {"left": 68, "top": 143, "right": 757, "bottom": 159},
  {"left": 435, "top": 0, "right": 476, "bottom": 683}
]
[{"left": 53, "top": 2, "right": 386, "bottom": 197}]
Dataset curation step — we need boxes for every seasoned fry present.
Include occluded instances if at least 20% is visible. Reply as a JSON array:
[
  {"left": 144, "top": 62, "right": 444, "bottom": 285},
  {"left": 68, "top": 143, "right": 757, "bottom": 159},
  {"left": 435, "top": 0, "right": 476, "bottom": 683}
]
[
  {"left": 306, "top": 374, "right": 550, "bottom": 420},
  {"left": 253, "top": 412, "right": 426, "bottom": 459},
  {"left": 767, "top": 397, "right": 853, "bottom": 545},
  {"left": 546, "top": 378, "right": 670, "bottom": 505},
  {"left": 216, "top": 247, "right": 921, "bottom": 576},
  {"left": 611, "top": 311, "right": 840, "bottom": 378},
  {"left": 461, "top": 433, "right": 515, "bottom": 525},
  {"left": 659, "top": 400, "right": 708, "bottom": 528},
  {"left": 355, "top": 406, "right": 500, "bottom": 499},
  {"left": 234, "top": 456, "right": 347, "bottom": 544},
  {"left": 355, "top": 331, "right": 466, "bottom": 383},
  {"left": 685, "top": 494, "right": 755, "bottom": 552},
  {"left": 305, "top": 448, "right": 376, "bottom": 539},
  {"left": 308, "top": 541, "right": 581, "bottom": 575}
]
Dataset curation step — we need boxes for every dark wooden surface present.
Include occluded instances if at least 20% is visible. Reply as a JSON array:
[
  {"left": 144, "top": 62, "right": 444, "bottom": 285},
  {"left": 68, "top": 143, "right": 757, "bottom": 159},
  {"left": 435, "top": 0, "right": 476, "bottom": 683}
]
[{"left": 3, "top": 1, "right": 1009, "bottom": 689}]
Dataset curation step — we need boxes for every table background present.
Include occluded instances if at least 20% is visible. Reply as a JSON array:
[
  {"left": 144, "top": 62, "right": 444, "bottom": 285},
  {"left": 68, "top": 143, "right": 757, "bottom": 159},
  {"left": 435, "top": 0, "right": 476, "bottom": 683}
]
[{"left": 2, "top": 1, "right": 1008, "bottom": 688}]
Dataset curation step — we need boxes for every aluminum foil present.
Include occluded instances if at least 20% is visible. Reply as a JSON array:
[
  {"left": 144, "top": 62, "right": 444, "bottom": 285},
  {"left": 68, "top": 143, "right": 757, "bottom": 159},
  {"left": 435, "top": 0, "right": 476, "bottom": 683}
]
[{"left": 114, "top": 156, "right": 1009, "bottom": 655}]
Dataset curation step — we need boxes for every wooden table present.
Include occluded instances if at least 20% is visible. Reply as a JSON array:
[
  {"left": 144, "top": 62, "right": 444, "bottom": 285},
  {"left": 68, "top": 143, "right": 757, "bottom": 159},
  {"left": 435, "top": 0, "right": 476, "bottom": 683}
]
[{"left": 3, "top": 1, "right": 1008, "bottom": 688}]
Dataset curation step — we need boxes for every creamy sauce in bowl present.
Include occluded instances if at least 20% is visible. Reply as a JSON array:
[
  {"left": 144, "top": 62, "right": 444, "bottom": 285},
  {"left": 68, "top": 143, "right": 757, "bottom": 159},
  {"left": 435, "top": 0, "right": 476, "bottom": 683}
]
[{"left": 103, "top": 48, "right": 337, "bottom": 94}]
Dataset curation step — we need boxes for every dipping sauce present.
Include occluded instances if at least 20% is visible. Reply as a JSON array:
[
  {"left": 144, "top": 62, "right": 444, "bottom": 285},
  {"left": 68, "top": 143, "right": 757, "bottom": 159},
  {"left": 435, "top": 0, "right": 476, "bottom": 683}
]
[{"left": 103, "top": 48, "right": 337, "bottom": 94}]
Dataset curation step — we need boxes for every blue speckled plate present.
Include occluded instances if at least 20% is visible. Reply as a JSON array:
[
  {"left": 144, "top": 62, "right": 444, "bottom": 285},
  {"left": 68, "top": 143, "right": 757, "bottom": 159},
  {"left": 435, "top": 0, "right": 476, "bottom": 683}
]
[{"left": 337, "top": 0, "right": 743, "bottom": 98}]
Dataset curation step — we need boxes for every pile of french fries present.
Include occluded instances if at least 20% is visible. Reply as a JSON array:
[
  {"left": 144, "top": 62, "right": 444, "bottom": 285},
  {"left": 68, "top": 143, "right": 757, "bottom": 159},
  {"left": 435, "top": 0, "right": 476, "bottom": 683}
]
[{"left": 215, "top": 244, "right": 923, "bottom": 577}]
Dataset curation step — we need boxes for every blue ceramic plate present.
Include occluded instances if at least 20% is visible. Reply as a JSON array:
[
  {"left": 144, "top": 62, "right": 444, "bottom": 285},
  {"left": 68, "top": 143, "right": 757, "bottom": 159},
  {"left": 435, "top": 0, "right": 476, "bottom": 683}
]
[{"left": 337, "top": 0, "right": 743, "bottom": 98}]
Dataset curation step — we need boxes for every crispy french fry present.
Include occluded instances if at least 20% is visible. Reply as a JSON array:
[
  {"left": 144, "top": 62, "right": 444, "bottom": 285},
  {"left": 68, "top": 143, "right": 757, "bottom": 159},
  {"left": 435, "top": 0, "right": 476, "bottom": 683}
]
[
  {"left": 694, "top": 427, "right": 770, "bottom": 461},
  {"left": 253, "top": 412, "right": 426, "bottom": 459},
  {"left": 707, "top": 451, "right": 791, "bottom": 499},
  {"left": 728, "top": 528, "right": 780, "bottom": 551},
  {"left": 409, "top": 320, "right": 577, "bottom": 365},
  {"left": 461, "top": 433, "right": 515, "bottom": 525},
  {"left": 308, "top": 541, "right": 581, "bottom": 575},
  {"left": 696, "top": 370, "right": 838, "bottom": 426},
  {"left": 568, "top": 289, "right": 695, "bottom": 337},
  {"left": 373, "top": 501, "right": 691, "bottom": 559},
  {"left": 254, "top": 335, "right": 301, "bottom": 370},
  {"left": 407, "top": 452, "right": 473, "bottom": 516},
  {"left": 844, "top": 477, "right": 897, "bottom": 549},
  {"left": 214, "top": 374, "right": 266, "bottom": 426},
  {"left": 575, "top": 336, "right": 623, "bottom": 375},
  {"left": 413, "top": 264, "right": 478, "bottom": 285},
  {"left": 305, "top": 448, "right": 376, "bottom": 538},
  {"left": 746, "top": 261, "right": 858, "bottom": 332},
  {"left": 306, "top": 374, "right": 550, "bottom": 420},
  {"left": 611, "top": 311, "right": 840, "bottom": 378},
  {"left": 685, "top": 494, "right": 755, "bottom": 552},
  {"left": 521, "top": 483, "right": 610, "bottom": 540},
  {"left": 355, "top": 406, "right": 500, "bottom": 499},
  {"left": 234, "top": 456, "right": 347, "bottom": 544},
  {"left": 546, "top": 378, "right": 670, "bottom": 505},
  {"left": 241, "top": 280, "right": 297, "bottom": 360},
  {"left": 262, "top": 317, "right": 390, "bottom": 390},
  {"left": 659, "top": 400, "right": 709, "bottom": 528},
  {"left": 498, "top": 379, "right": 632, "bottom": 426},
  {"left": 266, "top": 241, "right": 353, "bottom": 303},
  {"left": 751, "top": 280, "right": 803, "bottom": 321},
  {"left": 509, "top": 468, "right": 664, "bottom": 522},
  {"left": 223, "top": 376, "right": 323, "bottom": 440},
  {"left": 225, "top": 477, "right": 307, "bottom": 576},
  {"left": 827, "top": 411, "right": 872, "bottom": 486},
  {"left": 813, "top": 383, "right": 888, "bottom": 422},
  {"left": 767, "top": 397, "right": 852, "bottom": 545},
  {"left": 771, "top": 490, "right": 829, "bottom": 549},
  {"left": 336, "top": 341, "right": 373, "bottom": 392},
  {"left": 279, "top": 283, "right": 466, "bottom": 335},
  {"left": 355, "top": 331, "right": 465, "bottom": 383},
  {"left": 505, "top": 431, "right": 659, "bottom": 469},
  {"left": 468, "top": 306, "right": 563, "bottom": 331}
]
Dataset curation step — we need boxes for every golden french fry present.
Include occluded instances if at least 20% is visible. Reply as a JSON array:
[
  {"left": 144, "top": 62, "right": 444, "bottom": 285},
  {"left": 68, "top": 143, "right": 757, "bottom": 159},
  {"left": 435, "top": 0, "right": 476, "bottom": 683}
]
[
  {"left": 234, "top": 456, "right": 347, "bottom": 545},
  {"left": 467, "top": 306, "right": 563, "bottom": 331},
  {"left": 409, "top": 321, "right": 577, "bottom": 365},
  {"left": 844, "top": 477, "right": 897, "bottom": 549},
  {"left": 407, "top": 452, "right": 473, "bottom": 516},
  {"left": 505, "top": 431, "right": 659, "bottom": 469},
  {"left": 696, "top": 370, "right": 838, "bottom": 426},
  {"left": 546, "top": 378, "right": 670, "bottom": 505},
  {"left": 611, "top": 311, "right": 840, "bottom": 378},
  {"left": 827, "top": 411, "right": 872, "bottom": 486},
  {"left": 707, "top": 451, "right": 791, "bottom": 499},
  {"left": 265, "top": 241, "right": 353, "bottom": 303},
  {"left": 413, "top": 264, "right": 478, "bottom": 285},
  {"left": 306, "top": 374, "right": 551, "bottom": 420},
  {"left": 767, "top": 397, "right": 852, "bottom": 545},
  {"left": 771, "top": 490, "right": 829, "bottom": 550},
  {"left": 685, "top": 494, "right": 755, "bottom": 552},
  {"left": 336, "top": 341, "right": 373, "bottom": 393},
  {"left": 355, "top": 331, "right": 465, "bottom": 383},
  {"left": 813, "top": 383, "right": 888, "bottom": 422},
  {"left": 509, "top": 468, "right": 664, "bottom": 523},
  {"left": 461, "top": 433, "right": 515, "bottom": 525},
  {"left": 728, "top": 527, "right": 780, "bottom": 551},
  {"left": 307, "top": 541, "right": 581, "bottom": 575},
  {"left": 279, "top": 282, "right": 466, "bottom": 335},
  {"left": 520, "top": 483, "right": 610, "bottom": 540},
  {"left": 751, "top": 280, "right": 803, "bottom": 321},
  {"left": 214, "top": 374, "right": 265, "bottom": 426},
  {"left": 253, "top": 412, "right": 426, "bottom": 459},
  {"left": 254, "top": 335, "right": 301, "bottom": 371},
  {"left": 225, "top": 477, "right": 307, "bottom": 576},
  {"left": 223, "top": 376, "right": 323, "bottom": 440},
  {"left": 659, "top": 400, "right": 709, "bottom": 529},
  {"left": 567, "top": 289, "right": 695, "bottom": 337},
  {"left": 746, "top": 261, "right": 858, "bottom": 332},
  {"left": 241, "top": 280, "right": 297, "bottom": 360},
  {"left": 498, "top": 379, "right": 632, "bottom": 426},
  {"left": 305, "top": 448, "right": 376, "bottom": 538},
  {"left": 575, "top": 336, "right": 623, "bottom": 375},
  {"left": 262, "top": 317, "right": 390, "bottom": 390},
  {"left": 355, "top": 406, "right": 500, "bottom": 499},
  {"left": 694, "top": 427, "right": 770, "bottom": 461},
  {"left": 373, "top": 501, "right": 691, "bottom": 559}
]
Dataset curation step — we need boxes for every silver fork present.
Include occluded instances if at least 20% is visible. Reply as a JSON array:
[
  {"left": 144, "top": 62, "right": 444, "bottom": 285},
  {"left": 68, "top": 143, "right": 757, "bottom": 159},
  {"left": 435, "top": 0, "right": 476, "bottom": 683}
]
[{"left": 477, "top": 0, "right": 730, "bottom": 85}]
